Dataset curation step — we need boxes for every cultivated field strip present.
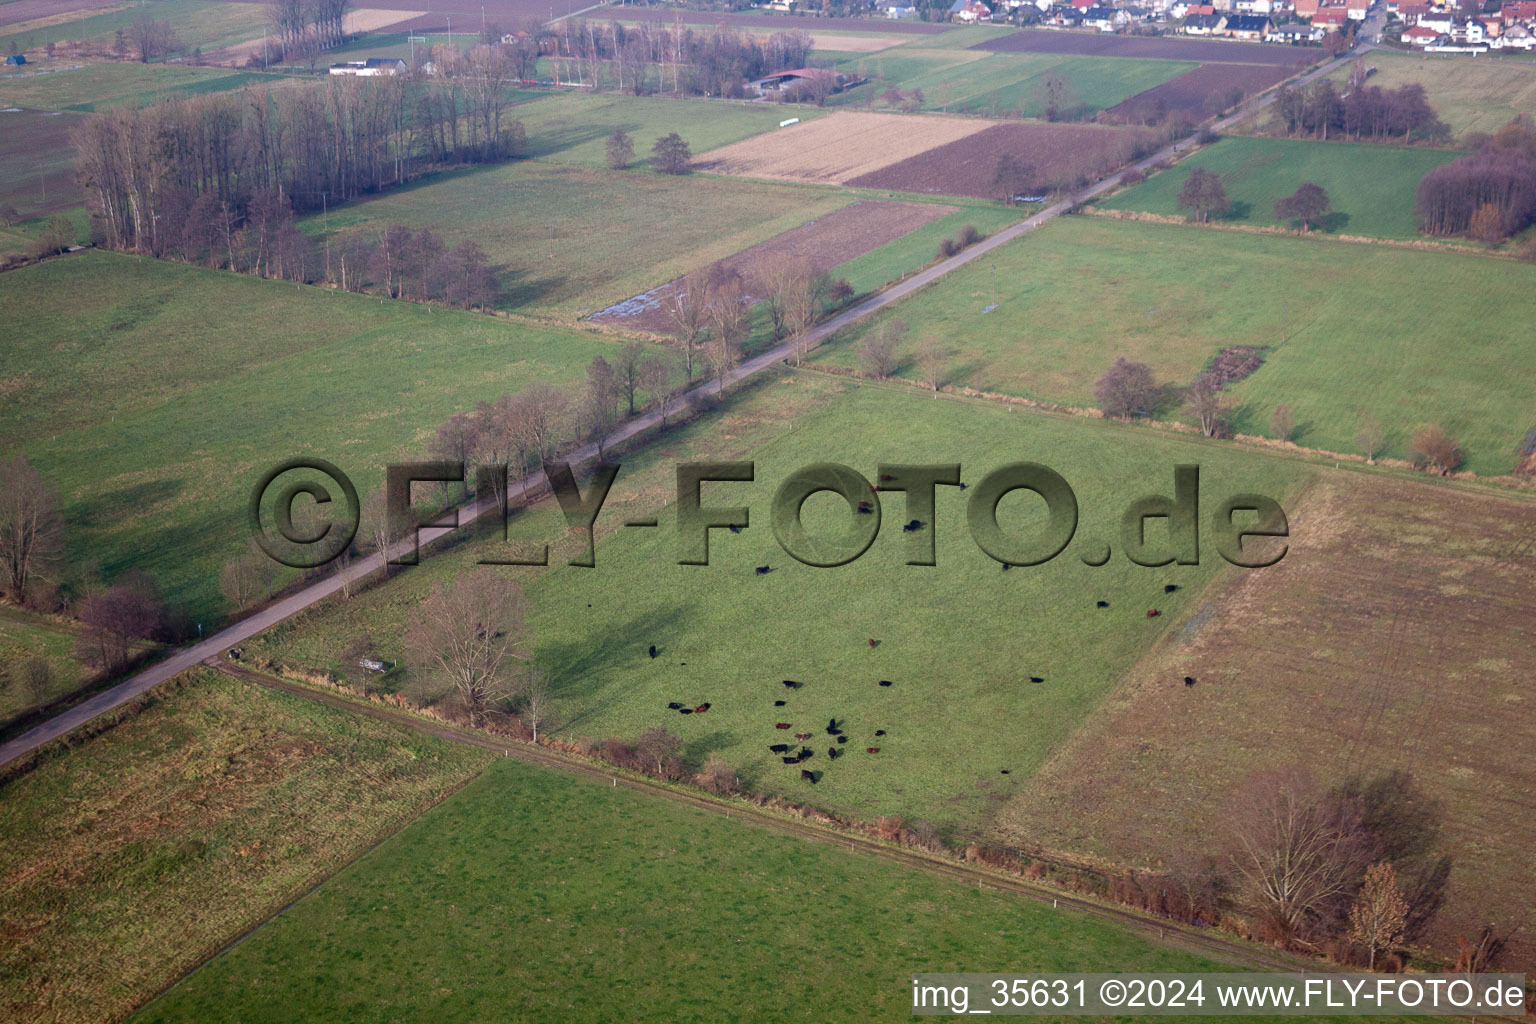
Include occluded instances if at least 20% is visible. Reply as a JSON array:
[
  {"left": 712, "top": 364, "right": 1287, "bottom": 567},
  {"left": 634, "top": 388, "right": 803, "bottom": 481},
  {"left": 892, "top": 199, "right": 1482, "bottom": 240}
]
[{"left": 692, "top": 111, "right": 991, "bottom": 185}]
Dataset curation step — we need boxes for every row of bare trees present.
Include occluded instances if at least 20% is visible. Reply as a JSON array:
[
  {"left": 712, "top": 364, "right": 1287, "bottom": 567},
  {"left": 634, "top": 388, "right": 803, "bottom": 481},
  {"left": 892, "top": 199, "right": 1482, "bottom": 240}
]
[
  {"left": 74, "top": 76, "right": 525, "bottom": 255},
  {"left": 1417, "top": 118, "right": 1536, "bottom": 245},
  {"left": 1273, "top": 78, "right": 1448, "bottom": 143},
  {"left": 533, "top": 19, "right": 813, "bottom": 98},
  {"left": 266, "top": 0, "right": 351, "bottom": 66}
]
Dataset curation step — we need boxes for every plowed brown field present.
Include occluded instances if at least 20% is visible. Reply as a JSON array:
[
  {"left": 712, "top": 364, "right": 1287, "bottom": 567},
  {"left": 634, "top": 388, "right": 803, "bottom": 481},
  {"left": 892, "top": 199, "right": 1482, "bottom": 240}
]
[
  {"left": 1101, "top": 62, "right": 1296, "bottom": 124},
  {"left": 846, "top": 121, "right": 1155, "bottom": 197}
]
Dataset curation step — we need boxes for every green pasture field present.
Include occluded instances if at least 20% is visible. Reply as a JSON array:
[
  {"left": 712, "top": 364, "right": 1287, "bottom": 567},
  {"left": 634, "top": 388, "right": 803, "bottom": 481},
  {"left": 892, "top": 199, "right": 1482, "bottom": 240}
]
[
  {"left": 0, "top": 249, "right": 611, "bottom": 620},
  {"left": 0, "top": 668, "right": 491, "bottom": 1024},
  {"left": 133, "top": 755, "right": 1264, "bottom": 1024},
  {"left": 0, "top": 62, "right": 282, "bottom": 112},
  {"left": 510, "top": 90, "right": 828, "bottom": 169},
  {"left": 836, "top": 49, "right": 1196, "bottom": 120},
  {"left": 240, "top": 372, "right": 1314, "bottom": 831},
  {"left": 1324, "top": 50, "right": 1536, "bottom": 138},
  {"left": 307, "top": 159, "right": 852, "bottom": 319},
  {"left": 833, "top": 195, "right": 1023, "bottom": 298},
  {"left": 0, "top": 0, "right": 269, "bottom": 56},
  {"left": 0, "top": 611, "right": 89, "bottom": 727},
  {"left": 897, "top": 24, "right": 1021, "bottom": 49},
  {"left": 1100, "top": 135, "right": 1462, "bottom": 240},
  {"left": 813, "top": 216, "right": 1536, "bottom": 474}
]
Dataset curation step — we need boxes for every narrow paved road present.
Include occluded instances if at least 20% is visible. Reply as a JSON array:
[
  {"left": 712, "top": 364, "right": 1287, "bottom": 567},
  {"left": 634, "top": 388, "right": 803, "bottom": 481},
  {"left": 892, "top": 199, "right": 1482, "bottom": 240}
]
[{"left": 0, "top": 47, "right": 1360, "bottom": 770}]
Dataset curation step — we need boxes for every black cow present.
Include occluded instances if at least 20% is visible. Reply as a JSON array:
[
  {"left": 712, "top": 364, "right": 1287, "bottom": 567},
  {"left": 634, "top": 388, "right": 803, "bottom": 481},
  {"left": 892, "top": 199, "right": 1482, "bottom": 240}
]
[
  {"left": 1000, "top": 769, "right": 1010, "bottom": 774},
  {"left": 1096, "top": 600, "right": 1109, "bottom": 608},
  {"left": 1002, "top": 563, "right": 1012, "bottom": 571},
  {"left": 878, "top": 680, "right": 893, "bottom": 687},
  {"left": 826, "top": 718, "right": 839, "bottom": 733},
  {"left": 836, "top": 735, "right": 848, "bottom": 744},
  {"left": 874, "top": 729, "right": 885, "bottom": 736},
  {"left": 1165, "top": 584, "right": 1180, "bottom": 594},
  {"left": 857, "top": 505, "right": 873, "bottom": 515},
  {"left": 667, "top": 702, "right": 682, "bottom": 709},
  {"left": 729, "top": 524, "right": 742, "bottom": 534},
  {"left": 782, "top": 679, "right": 800, "bottom": 689},
  {"left": 1184, "top": 676, "right": 1196, "bottom": 687},
  {"left": 798, "top": 747, "right": 813, "bottom": 760},
  {"left": 903, "top": 519, "right": 925, "bottom": 532},
  {"left": 755, "top": 565, "right": 772, "bottom": 575},
  {"left": 1029, "top": 676, "right": 1044, "bottom": 683},
  {"left": 770, "top": 743, "right": 790, "bottom": 753},
  {"left": 828, "top": 747, "right": 839, "bottom": 759},
  {"left": 801, "top": 769, "right": 816, "bottom": 782},
  {"left": 782, "top": 756, "right": 799, "bottom": 764},
  {"left": 679, "top": 708, "right": 693, "bottom": 714},
  {"left": 958, "top": 482, "right": 968, "bottom": 490},
  {"left": 648, "top": 644, "right": 657, "bottom": 659},
  {"left": 774, "top": 699, "right": 787, "bottom": 706}
]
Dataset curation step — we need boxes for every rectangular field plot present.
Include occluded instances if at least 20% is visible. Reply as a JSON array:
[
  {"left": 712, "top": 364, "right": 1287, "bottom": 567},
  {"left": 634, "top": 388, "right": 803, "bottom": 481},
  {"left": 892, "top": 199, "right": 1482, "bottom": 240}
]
[
  {"left": 0, "top": 63, "right": 280, "bottom": 113},
  {"left": 586, "top": 198, "right": 956, "bottom": 334},
  {"left": 973, "top": 28, "right": 1316, "bottom": 67},
  {"left": 0, "top": 0, "right": 270, "bottom": 55},
  {"left": 1099, "top": 135, "right": 1463, "bottom": 239},
  {"left": 992, "top": 471, "right": 1536, "bottom": 968},
  {"left": 242, "top": 374, "right": 1315, "bottom": 832},
  {"left": 835, "top": 49, "right": 1197, "bottom": 121},
  {"left": 309, "top": 161, "right": 851, "bottom": 318},
  {"left": 1101, "top": 62, "right": 1295, "bottom": 124},
  {"left": 133, "top": 756, "right": 1251, "bottom": 1023},
  {"left": 813, "top": 216, "right": 1536, "bottom": 475},
  {"left": 0, "top": 107, "right": 84, "bottom": 218},
  {"left": 511, "top": 90, "right": 822, "bottom": 169},
  {"left": 692, "top": 110, "right": 990, "bottom": 185},
  {"left": 2, "top": 250, "right": 611, "bottom": 619},
  {"left": 845, "top": 121, "right": 1155, "bottom": 197},
  {"left": 0, "top": 669, "right": 491, "bottom": 1024}
]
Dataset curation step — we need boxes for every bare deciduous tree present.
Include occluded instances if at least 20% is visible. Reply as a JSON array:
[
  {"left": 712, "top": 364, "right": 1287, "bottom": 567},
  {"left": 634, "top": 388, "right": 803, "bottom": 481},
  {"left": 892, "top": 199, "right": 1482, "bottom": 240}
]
[
  {"left": 1271, "top": 403, "right": 1296, "bottom": 442},
  {"left": 19, "top": 655, "right": 55, "bottom": 706},
  {"left": 1348, "top": 862, "right": 1409, "bottom": 970},
  {"left": 0, "top": 457, "right": 63, "bottom": 604},
  {"left": 515, "top": 666, "right": 553, "bottom": 743},
  {"left": 76, "top": 575, "right": 163, "bottom": 674},
  {"left": 1095, "top": 357, "right": 1159, "bottom": 420},
  {"left": 1355, "top": 411, "right": 1385, "bottom": 464},
  {"left": 695, "top": 751, "right": 739, "bottom": 795},
  {"left": 856, "top": 318, "right": 906, "bottom": 379},
  {"left": 641, "top": 353, "right": 682, "bottom": 427},
  {"left": 635, "top": 725, "right": 684, "bottom": 779},
  {"left": 614, "top": 341, "right": 646, "bottom": 416},
  {"left": 918, "top": 336, "right": 948, "bottom": 392},
  {"left": 605, "top": 128, "right": 634, "bottom": 170},
  {"left": 405, "top": 569, "right": 527, "bottom": 725},
  {"left": 1186, "top": 379, "right": 1233, "bottom": 438},
  {"left": 1410, "top": 424, "right": 1462, "bottom": 475},
  {"left": 219, "top": 552, "right": 264, "bottom": 611},
  {"left": 663, "top": 270, "right": 710, "bottom": 382},
  {"left": 1226, "top": 768, "right": 1371, "bottom": 945},
  {"left": 362, "top": 486, "right": 413, "bottom": 578},
  {"left": 127, "top": 15, "right": 179, "bottom": 62}
]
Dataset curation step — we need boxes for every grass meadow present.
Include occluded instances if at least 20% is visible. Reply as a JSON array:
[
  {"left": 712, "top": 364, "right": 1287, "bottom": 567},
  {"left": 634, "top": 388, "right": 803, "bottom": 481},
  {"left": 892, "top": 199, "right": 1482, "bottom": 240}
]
[
  {"left": 308, "top": 160, "right": 853, "bottom": 320},
  {"left": 1100, "top": 135, "right": 1462, "bottom": 240},
  {"left": 835, "top": 49, "right": 1196, "bottom": 120},
  {"left": 243, "top": 373, "right": 1314, "bottom": 831},
  {"left": 813, "top": 216, "right": 1536, "bottom": 475},
  {"left": 133, "top": 755, "right": 1258, "bottom": 1024},
  {"left": 511, "top": 90, "right": 827, "bottom": 170},
  {"left": 0, "top": 1, "right": 269, "bottom": 56},
  {"left": 0, "top": 668, "right": 491, "bottom": 1024},
  {"left": 0, "top": 611, "right": 90, "bottom": 727},
  {"left": 0, "top": 63, "right": 285, "bottom": 112},
  {"left": 1325, "top": 50, "right": 1536, "bottom": 138},
  {"left": 1, "top": 250, "right": 612, "bottom": 621}
]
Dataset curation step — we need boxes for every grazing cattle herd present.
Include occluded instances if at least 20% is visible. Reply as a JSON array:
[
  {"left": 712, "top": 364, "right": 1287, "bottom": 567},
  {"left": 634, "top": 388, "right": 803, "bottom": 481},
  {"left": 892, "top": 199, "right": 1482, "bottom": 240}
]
[{"left": 649, "top": 583, "right": 1192, "bottom": 790}]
